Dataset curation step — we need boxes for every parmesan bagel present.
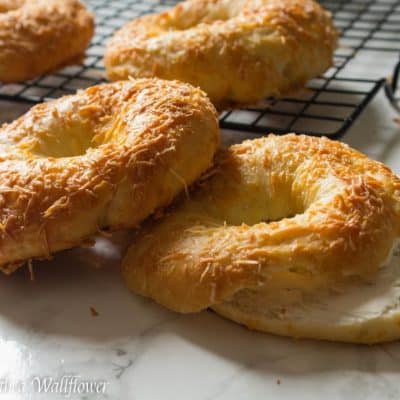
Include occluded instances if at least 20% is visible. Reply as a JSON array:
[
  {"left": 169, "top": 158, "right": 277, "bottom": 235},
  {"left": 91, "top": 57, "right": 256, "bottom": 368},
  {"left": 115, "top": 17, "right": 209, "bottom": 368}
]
[
  {"left": 105, "top": 0, "right": 338, "bottom": 107},
  {"left": 122, "top": 134, "right": 400, "bottom": 344},
  {"left": 0, "top": 0, "right": 94, "bottom": 82},
  {"left": 0, "top": 79, "right": 219, "bottom": 273}
]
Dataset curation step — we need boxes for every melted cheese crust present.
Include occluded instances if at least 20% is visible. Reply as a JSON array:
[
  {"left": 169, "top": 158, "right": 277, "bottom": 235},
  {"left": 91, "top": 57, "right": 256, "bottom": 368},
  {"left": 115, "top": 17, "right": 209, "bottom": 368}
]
[
  {"left": 0, "top": 0, "right": 94, "bottom": 82},
  {"left": 0, "top": 79, "right": 219, "bottom": 272},
  {"left": 105, "top": 0, "right": 338, "bottom": 106}
]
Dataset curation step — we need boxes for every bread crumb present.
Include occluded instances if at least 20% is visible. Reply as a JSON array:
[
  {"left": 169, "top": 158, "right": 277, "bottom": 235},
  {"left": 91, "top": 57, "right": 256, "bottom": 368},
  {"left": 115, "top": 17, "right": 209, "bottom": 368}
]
[
  {"left": 90, "top": 307, "right": 99, "bottom": 317},
  {"left": 28, "top": 260, "right": 35, "bottom": 281}
]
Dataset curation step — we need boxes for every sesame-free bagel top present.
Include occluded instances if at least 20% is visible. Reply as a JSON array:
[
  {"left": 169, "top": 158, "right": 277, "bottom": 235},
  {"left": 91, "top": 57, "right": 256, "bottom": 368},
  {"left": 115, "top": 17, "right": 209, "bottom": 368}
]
[
  {"left": 105, "top": 0, "right": 337, "bottom": 106},
  {"left": 0, "top": 79, "right": 219, "bottom": 273},
  {"left": 0, "top": 0, "right": 94, "bottom": 82}
]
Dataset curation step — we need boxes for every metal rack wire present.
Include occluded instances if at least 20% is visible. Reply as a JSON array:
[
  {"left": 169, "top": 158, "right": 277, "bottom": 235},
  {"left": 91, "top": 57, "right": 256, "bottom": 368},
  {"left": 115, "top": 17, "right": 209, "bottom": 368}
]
[
  {"left": 385, "top": 59, "right": 400, "bottom": 113},
  {"left": 0, "top": 0, "right": 399, "bottom": 138}
]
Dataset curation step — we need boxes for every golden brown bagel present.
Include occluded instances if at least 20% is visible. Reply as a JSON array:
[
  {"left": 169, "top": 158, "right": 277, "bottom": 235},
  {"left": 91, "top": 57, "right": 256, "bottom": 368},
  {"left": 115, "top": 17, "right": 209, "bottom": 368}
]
[
  {"left": 0, "top": 78, "right": 219, "bottom": 273},
  {"left": 122, "top": 134, "right": 400, "bottom": 344},
  {"left": 105, "top": 0, "right": 338, "bottom": 107},
  {"left": 0, "top": 0, "right": 94, "bottom": 82}
]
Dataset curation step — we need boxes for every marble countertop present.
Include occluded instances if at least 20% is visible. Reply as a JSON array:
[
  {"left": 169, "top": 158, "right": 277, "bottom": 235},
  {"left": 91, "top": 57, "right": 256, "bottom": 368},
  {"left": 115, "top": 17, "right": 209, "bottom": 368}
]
[{"left": 0, "top": 51, "right": 400, "bottom": 400}]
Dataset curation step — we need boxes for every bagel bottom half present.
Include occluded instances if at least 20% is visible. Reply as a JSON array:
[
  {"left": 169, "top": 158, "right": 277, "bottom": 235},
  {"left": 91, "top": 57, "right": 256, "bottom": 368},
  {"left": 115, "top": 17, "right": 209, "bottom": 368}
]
[
  {"left": 213, "top": 241, "right": 400, "bottom": 344},
  {"left": 122, "top": 134, "right": 400, "bottom": 344}
]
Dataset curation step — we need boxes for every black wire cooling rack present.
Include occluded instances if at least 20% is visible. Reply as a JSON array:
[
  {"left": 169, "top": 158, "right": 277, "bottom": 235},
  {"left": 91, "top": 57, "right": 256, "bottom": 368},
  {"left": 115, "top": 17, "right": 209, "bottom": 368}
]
[{"left": 0, "top": 0, "right": 399, "bottom": 138}]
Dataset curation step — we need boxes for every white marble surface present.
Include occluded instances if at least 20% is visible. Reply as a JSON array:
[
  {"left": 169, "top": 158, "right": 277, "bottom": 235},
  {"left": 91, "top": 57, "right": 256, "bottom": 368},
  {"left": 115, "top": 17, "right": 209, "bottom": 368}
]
[{"left": 0, "top": 53, "right": 400, "bottom": 400}]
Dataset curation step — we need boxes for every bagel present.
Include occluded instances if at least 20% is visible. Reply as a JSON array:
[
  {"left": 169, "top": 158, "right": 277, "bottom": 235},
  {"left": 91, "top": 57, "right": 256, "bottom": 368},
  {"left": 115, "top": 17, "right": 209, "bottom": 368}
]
[
  {"left": 122, "top": 134, "right": 400, "bottom": 344},
  {"left": 0, "top": 78, "right": 219, "bottom": 273},
  {"left": 0, "top": 0, "right": 94, "bottom": 82},
  {"left": 104, "top": 0, "right": 338, "bottom": 107}
]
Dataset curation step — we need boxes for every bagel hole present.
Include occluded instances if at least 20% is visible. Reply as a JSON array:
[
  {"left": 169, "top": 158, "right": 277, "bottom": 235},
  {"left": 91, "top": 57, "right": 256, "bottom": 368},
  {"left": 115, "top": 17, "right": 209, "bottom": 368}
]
[
  {"left": 27, "top": 124, "right": 99, "bottom": 158},
  {"left": 210, "top": 188, "right": 304, "bottom": 227},
  {"left": 205, "top": 155, "right": 306, "bottom": 227},
  {"left": 227, "top": 207, "right": 301, "bottom": 227},
  {"left": 167, "top": 2, "right": 242, "bottom": 30}
]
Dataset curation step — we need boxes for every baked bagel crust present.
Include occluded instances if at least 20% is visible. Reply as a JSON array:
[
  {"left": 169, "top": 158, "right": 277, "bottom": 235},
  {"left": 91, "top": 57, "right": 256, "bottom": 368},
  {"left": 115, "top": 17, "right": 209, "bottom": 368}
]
[
  {"left": 122, "top": 134, "right": 400, "bottom": 343},
  {"left": 0, "top": 79, "right": 219, "bottom": 272},
  {"left": 0, "top": 0, "right": 94, "bottom": 82},
  {"left": 105, "top": 0, "right": 338, "bottom": 106}
]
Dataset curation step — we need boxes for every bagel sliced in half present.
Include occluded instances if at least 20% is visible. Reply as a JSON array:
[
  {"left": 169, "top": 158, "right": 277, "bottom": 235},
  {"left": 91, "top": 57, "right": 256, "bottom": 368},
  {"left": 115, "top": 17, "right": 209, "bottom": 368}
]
[
  {"left": 213, "top": 241, "right": 400, "bottom": 344},
  {"left": 122, "top": 134, "right": 400, "bottom": 344}
]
